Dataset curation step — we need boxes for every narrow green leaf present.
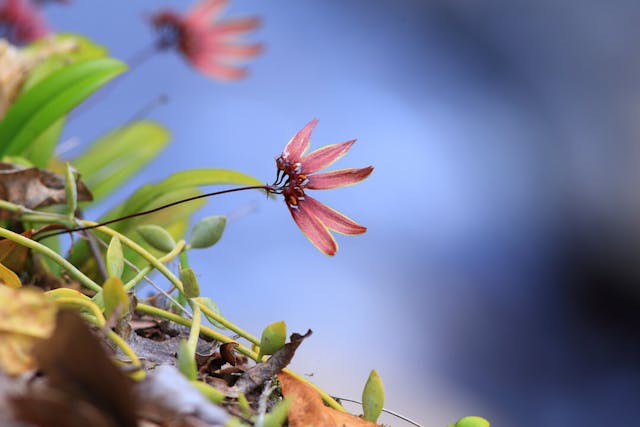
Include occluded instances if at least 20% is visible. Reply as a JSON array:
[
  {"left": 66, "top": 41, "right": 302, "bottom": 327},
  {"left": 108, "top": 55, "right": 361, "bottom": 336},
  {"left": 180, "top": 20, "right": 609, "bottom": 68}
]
[
  {"left": 454, "top": 416, "right": 490, "bottom": 427},
  {"left": 177, "top": 339, "right": 197, "bottom": 381},
  {"left": 180, "top": 267, "right": 200, "bottom": 299},
  {"left": 106, "top": 236, "right": 124, "bottom": 279},
  {"left": 137, "top": 224, "right": 176, "bottom": 253},
  {"left": 102, "top": 277, "right": 128, "bottom": 319},
  {"left": 190, "top": 215, "right": 226, "bottom": 249},
  {"left": 64, "top": 163, "right": 78, "bottom": 217},
  {"left": 237, "top": 392, "right": 251, "bottom": 417},
  {"left": 22, "top": 118, "right": 64, "bottom": 168},
  {"left": 258, "top": 321, "right": 286, "bottom": 360},
  {"left": 362, "top": 369, "right": 384, "bottom": 422},
  {"left": 0, "top": 58, "right": 127, "bottom": 157},
  {"left": 72, "top": 120, "right": 170, "bottom": 202},
  {"left": 261, "top": 398, "right": 291, "bottom": 427}
]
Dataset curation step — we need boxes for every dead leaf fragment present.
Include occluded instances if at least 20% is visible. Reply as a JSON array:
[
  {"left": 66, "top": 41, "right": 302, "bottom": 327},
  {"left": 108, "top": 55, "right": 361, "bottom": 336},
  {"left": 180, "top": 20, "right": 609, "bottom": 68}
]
[
  {"left": 32, "top": 310, "right": 137, "bottom": 427},
  {"left": 278, "top": 372, "right": 382, "bottom": 427},
  {"left": 0, "top": 286, "right": 56, "bottom": 375},
  {"left": 0, "top": 229, "right": 32, "bottom": 272},
  {"left": 0, "top": 162, "right": 92, "bottom": 218}
]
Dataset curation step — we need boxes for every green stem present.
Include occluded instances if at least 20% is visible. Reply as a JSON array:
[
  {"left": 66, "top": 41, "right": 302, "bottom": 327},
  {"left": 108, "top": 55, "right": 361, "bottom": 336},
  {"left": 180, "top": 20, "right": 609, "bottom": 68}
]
[
  {"left": 0, "top": 226, "right": 101, "bottom": 293},
  {"left": 187, "top": 299, "right": 202, "bottom": 353},
  {"left": 78, "top": 220, "right": 184, "bottom": 293},
  {"left": 196, "top": 299, "right": 259, "bottom": 346},
  {"left": 123, "top": 240, "right": 186, "bottom": 292}
]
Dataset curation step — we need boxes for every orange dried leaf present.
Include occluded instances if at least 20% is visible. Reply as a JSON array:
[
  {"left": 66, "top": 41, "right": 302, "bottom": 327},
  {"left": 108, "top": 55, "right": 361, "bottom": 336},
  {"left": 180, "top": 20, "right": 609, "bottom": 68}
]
[
  {"left": 0, "top": 229, "right": 32, "bottom": 272},
  {"left": 0, "top": 286, "right": 57, "bottom": 375},
  {"left": 278, "top": 372, "right": 382, "bottom": 427}
]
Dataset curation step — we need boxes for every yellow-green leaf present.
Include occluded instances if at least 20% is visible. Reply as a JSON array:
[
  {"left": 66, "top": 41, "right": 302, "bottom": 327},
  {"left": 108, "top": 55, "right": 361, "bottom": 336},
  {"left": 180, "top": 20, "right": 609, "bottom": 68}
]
[
  {"left": 102, "top": 277, "right": 128, "bottom": 319},
  {"left": 106, "top": 236, "right": 124, "bottom": 279},
  {"left": 0, "top": 262, "right": 21, "bottom": 288},
  {"left": 180, "top": 267, "right": 200, "bottom": 299},
  {"left": 177, "top": 339, "right": 197, "bottom": 381},
  {"left": 190, "top": 215, "right": 226, "bottom": 249},
  {"left": 137, "top": 224, "right": 176, "bottom": 253},
  {"left": 454, "top": 416, "right": 491, "bottom": 427}
]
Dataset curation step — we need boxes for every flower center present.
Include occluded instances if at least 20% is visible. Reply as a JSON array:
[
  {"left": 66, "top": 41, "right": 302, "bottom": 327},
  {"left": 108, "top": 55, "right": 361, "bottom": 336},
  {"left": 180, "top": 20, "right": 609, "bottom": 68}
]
[{"left": 272, "top": 156, "right": 309, "bottom": 208}]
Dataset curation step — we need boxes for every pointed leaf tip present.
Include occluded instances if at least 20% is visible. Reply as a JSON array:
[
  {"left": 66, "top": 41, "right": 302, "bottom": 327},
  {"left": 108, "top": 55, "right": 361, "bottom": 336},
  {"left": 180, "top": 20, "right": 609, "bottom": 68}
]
[{"left": 362, "top": 369, "right": 384, "bottom": 422}]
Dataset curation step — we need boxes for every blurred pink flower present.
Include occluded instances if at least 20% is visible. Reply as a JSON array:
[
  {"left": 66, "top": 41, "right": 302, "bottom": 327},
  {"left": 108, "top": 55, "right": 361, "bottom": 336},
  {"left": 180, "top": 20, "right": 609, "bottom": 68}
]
[
  {"left": 150, "top": 0, "right": 262, "bottom": 81},
  {"left": 273, "top": 119, "right": 373, "bottom": 256},
  {"left": 0, "top": 0, "right": 48, "bottom": 45}
]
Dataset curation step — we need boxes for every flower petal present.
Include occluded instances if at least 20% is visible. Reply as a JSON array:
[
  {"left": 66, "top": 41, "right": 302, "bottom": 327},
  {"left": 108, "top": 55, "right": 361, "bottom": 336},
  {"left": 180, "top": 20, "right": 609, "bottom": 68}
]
[
  {"left": 282, "top": 119, "right": 317, "bottom": 163},
  {"left": 288, "top": 200, "right": 337, "bottom": 256},
  {"left": 200, "top": 39, "right": 263, "bottom": 60},
  {"left": 303, "top": 196, "right": 366, "bottom": 235},
  {"left": 306, "top": 166, "right": 373, "bottom": 189},
  {"left": 301, "top": 140, "right": 355, "bottom": 174},
  {"left": 186, "top": 0, "right": 227, "bottom": 27},
  {"left": 211, "top": 17, "right": 262, "bottom": 38},
  {"left": 189, "top": 56, "right": 248, "bottom": 80}
]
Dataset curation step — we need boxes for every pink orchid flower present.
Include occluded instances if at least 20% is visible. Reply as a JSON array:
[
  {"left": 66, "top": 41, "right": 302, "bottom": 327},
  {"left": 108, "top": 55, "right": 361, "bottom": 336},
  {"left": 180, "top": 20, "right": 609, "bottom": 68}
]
[
  {"left": 273, "top": 119, "right": 373, "bottom": 256},
  {"left": 0, "top": 0, "right": 48, "bottom": 45},
  {"left": 150, "top": 0, "right": 262, "bottom": 81}
]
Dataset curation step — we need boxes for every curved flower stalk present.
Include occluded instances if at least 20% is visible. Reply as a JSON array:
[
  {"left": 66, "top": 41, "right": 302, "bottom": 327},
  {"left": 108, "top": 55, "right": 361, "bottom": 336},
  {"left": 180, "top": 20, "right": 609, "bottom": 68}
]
[
  {"left": 150, "top": 0, "right": 262, "bottom": 80},
  {"left": 272, "top": 119, "right": 373, "bottom": 256},
  {"left": 0, "top": 0, "right": 48, "bottom": 45}
]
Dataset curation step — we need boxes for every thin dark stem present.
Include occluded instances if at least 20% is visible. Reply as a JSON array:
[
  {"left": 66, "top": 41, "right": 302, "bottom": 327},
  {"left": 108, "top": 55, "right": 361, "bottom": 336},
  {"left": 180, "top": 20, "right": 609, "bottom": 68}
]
[{"left": 35, "top": 185, "right": 273, "bottom": 241}]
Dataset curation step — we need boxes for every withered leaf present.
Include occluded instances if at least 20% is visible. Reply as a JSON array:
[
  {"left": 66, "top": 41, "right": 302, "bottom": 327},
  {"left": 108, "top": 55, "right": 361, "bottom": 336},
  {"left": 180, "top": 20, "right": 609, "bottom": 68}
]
[
  {"left": 33, "top": 310, "right": 137, "bottom": 427},
  {"left": 0, "top": 162, "right": 92, "bottom": 217},
  {"left": 278, "top": 372, "right": 382, "bottom": 427},
  {"left": 231, "top": 330, "right": 312, "bottom": 396},
  {"left": 0, "top": 229, "right": 32, "bottom": 272},
  {"left": 0, "top": 286, "right": 57, "bottom": 375}
]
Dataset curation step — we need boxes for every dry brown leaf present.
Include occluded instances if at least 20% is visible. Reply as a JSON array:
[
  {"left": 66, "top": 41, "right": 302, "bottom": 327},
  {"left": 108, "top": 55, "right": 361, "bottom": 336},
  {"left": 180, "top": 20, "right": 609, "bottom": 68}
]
[
  {"left": 278, "top": 372, "right": 382, "bottom": 427},
  {"left": 0, "top": 286, "right": 57, "bottom": 375},
  {"left": 0, "top": 162, "right": 92, "bottom": 218},
  {"left": 31, "top": 310, "right": 138, "bottom": 427},
  {"left": 0, "top": 229, "right": 32, "bottom": 272}
]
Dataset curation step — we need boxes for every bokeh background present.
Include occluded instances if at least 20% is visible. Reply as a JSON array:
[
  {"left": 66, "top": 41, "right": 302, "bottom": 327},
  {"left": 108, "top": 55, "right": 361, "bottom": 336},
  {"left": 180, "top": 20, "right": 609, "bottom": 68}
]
[{"left": 37, "top": 0, "right": 640, "bottom": 425}]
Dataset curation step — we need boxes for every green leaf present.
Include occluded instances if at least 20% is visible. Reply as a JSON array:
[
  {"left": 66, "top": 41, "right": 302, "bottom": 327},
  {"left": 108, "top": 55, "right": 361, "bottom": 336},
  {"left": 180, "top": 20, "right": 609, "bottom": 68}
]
[
  {"left": 362, "top": 369, "right": 384, "bottom": 422},
  {"left": 190, "top": 215, "right": 226, "bottom": 249},
  {"left": 193, "top": 297, "right": 225, "bottom": 329},
  {"left": 72, "top": 120, "right": 170, "bottom": 202},
  {"left": 23, "top": 33, "right": 109, "bottom": 90},
  {"left": 180, "top": 267, "right": 200, "bottom": 299},
  {"left": 177, "top": 339, "right": 197, "bottom": 381},
  {"left": 22, "top": 118, "right": 64, "bottom": 168},
  {"left": 237, "top": 392, "right": 251, "bottom": 417},
  {"left": 106, "top": 236, "right": 124, "bottom": 279},
  {"left": 454, "top": 416, "right": 490, "bottom": 427},
  {"left": 112, "top": 168, "right": 264, "bottom": 221},
  {"left": 0, "top": 58, "right": 127, "bottom": 158},
  {"left": 258, "top": 321, "right": 286, "bottom": 360},
  {"left": 190, "top": 380, "right": 225, "bottom": 404},
  {"left": 137, "top": 224, "right": 177, "bottom": 253},
  {"left": 261, "top": 398, "right": 292, "bottom": 427},
  {"left": 102, "top": 277, "right": 128, "bottom": 319}
]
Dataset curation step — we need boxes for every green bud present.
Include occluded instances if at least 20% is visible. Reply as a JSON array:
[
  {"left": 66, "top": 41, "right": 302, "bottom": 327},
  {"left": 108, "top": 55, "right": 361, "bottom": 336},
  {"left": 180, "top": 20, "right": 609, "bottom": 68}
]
[
  {"left": 137, "top": 224, "right": 176, "bottom": 252},
  {"left": 362, "top": 369, "right": 384, "bottom": 422},
  {"left": 64, "top": 163, "right": 78, "bottom": 217},
  {"left": 102, "top": 277, "right": 129, "bottom": 319},
  {"left": 190, "top": 215, "right": 226, "bottom": 249}
]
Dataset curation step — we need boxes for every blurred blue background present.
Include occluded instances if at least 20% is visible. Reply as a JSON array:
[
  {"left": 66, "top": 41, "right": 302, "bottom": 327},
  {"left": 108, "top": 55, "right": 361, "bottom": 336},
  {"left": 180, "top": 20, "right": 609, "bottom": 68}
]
[{"left": 39, "top": 0, "right": 640, "bottom": 425}]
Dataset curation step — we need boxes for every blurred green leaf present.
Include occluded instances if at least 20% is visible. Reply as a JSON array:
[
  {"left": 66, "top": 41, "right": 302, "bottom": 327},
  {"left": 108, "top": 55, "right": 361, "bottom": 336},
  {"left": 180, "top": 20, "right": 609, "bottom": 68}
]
[
  {"left": 362, "top": 369, "right": 384, "bottom": 422},
  {"left": 258, "top": 321, "right": 286, "bottom": 360},
  {"left": 0, "top": 58, "right": 126, "bottom": 158},
  {"left": 110, "top": 168, "right": 264, "bottom": 221},
  {"left": 189, "top": 215, "right": 226, "bottom": 249},
  {"left": 452, "top": 416, "right": 490, "bottom": 427},
  {"left": 23, "top": 33, "right": 109, "bottom": 90},
  {"left": 72, "top": 120, "right": 170, "bottom": 202},
  {"left": 22, "top": 118, "right": 64, "bottom": 168},
  {"left": 261, "top": 398, "right": 292, "bottom": 427},
  {"left": 64, "top": 163, "right": 78, "bottom": 217},
  {"left": 177, "top": 339, "right": 197, "bottom": 381},
  {"left": 102, "top": 277, "right": 128, "bottom": 319}
]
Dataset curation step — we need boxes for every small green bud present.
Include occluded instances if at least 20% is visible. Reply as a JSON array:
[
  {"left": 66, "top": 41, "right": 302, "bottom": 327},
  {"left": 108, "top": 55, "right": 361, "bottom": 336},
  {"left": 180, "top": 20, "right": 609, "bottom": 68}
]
[
  {"left": 102, "top": 277, "right": 129, "bottom": 319},
  {"left": 137, "top": 224, "right": 176, "bottom": 252},
  {"left": 455, "top": 416, "right": 491, "bottom": 427},
  {"left": 64, "top": 163, "right": 78, "bottom": 217}
]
